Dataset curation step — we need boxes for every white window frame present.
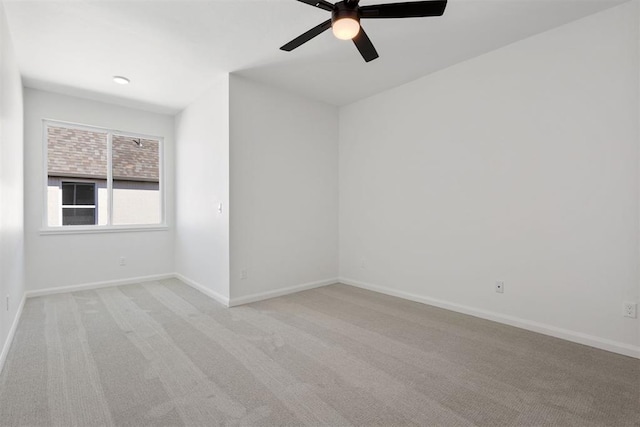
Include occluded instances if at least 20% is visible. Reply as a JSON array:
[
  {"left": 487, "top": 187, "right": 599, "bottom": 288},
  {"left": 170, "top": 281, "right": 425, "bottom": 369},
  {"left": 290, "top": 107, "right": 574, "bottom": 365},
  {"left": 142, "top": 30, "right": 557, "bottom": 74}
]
[{"left": 41, "top": 119, "right": 167, "bottom": 234}]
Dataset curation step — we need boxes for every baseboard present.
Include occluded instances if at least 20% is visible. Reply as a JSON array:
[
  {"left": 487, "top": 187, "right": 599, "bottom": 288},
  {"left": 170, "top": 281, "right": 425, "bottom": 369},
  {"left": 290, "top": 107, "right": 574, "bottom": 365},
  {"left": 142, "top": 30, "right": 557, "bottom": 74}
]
[
  {"left": 0, "top": 293, "right": 26, "bottom": 375},
  {"left": 174, "top": 273, "right": 230, "bottom": 307},
  {"left": 229, "top": 277, "right": 339, "bottom": 307},
  {"left": 339, "top": 277, "right": 640, "bottom": 360},
  {"left": 25, "top": 273, "right": 175, "bottom": 298}
]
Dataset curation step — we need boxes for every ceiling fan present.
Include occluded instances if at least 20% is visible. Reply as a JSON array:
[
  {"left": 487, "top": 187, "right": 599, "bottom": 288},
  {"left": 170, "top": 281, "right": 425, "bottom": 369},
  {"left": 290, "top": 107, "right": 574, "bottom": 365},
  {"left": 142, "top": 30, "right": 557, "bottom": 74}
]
[{"left": 280, "top": 0, "right": 448, "bottom": 62}]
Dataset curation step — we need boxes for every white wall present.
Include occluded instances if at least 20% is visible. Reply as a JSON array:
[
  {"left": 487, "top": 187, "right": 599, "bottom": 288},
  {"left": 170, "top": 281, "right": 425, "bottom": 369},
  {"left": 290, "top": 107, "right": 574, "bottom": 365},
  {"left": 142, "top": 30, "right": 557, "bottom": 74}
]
[
  {"left": 229, "top": 75, "right": 339, "bottom": 303},
  {"left": 0, "top": 2, "right": 25, "bottom": 369},
  {"left": 174, "top": 75, "right": 230, "bottom": 303},
  {"left": 339, "top": 3, "right": 639, "bottom": 356},
  {"left": 23, "top": 89, "right": 175, "bottom": 291}
]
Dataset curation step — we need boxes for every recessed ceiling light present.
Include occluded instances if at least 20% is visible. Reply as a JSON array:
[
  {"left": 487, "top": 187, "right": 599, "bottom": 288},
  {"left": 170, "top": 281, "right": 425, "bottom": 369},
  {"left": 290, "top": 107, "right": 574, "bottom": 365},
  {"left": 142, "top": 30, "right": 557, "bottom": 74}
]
[{"left": 113, "top": 76, "right": 130, "bottom": 85}]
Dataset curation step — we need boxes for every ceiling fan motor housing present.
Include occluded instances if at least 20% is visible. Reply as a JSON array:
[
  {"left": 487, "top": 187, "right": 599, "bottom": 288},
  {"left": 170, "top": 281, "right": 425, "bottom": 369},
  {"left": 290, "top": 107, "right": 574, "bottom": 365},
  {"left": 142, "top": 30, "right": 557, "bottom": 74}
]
[{"left": 332, "top": 1, "right": 360, "bottom": 26}]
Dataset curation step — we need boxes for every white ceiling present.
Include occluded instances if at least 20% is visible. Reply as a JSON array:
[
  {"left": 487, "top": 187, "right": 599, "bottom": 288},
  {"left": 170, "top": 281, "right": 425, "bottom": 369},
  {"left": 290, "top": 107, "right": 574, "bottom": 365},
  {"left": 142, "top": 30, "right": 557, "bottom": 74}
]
[{"left": 3, "top": 0, "right": 627, "bottom": 114}]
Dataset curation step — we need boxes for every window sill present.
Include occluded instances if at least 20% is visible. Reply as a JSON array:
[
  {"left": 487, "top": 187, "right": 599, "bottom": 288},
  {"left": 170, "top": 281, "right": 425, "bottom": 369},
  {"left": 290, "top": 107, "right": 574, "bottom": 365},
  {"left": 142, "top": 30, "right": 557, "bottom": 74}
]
[{"left": 39, "top": 224, "right": 169, "bottom": 235}]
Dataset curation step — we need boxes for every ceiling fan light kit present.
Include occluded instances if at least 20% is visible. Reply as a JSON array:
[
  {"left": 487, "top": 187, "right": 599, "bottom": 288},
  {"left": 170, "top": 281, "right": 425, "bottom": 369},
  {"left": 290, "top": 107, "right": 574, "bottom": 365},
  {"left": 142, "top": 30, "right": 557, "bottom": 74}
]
[
  {"left": 280, "top": 0, "right": 447, "bottom": 62},
  {"left": 332, "top": 3, "right": 360, "bottom": 40},
  {"left": 332, "top": 18, "right": 360, "bottom": 40}
]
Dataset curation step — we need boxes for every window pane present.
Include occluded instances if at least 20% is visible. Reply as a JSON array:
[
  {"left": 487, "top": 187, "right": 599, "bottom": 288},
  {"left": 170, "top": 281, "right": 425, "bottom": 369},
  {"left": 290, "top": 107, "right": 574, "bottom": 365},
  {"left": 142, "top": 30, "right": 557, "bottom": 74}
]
[
  {"left": 61, "top": 182, "right": 75, "bottom": 205},
  {"left": 48, "top": 126, "right": 107, "bottom": 226},
  {"left": 74, "top": 183, "right": 95, "bottom": 205},
  {"left": 62, "top": 208, "right": 96, "bottom": 226},
  {"left": 112, "top": 135, "right": 161, "bottom": 225}
]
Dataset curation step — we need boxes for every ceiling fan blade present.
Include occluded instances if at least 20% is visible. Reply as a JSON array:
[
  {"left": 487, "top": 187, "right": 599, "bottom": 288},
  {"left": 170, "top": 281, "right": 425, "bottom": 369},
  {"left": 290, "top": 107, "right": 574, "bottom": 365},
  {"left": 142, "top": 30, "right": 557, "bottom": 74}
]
[
  {"left": 280, "top": 19, "right": 332, "bottom": 51},
  {"left": 296, "top": 0, "right": 334, "bottom": 12},
  {"left": 352, "top": 27, "right": 379, "bottom": 62},
  {"left": 360, "top": 0, "right": 447, "bottom": 19}
]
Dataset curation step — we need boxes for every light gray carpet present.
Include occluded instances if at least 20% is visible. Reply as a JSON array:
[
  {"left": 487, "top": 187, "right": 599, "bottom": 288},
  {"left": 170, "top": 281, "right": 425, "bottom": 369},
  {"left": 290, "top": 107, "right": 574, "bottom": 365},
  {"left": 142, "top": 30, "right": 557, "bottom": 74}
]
[{"left": 0, "top": 279, "right": 638, "bottom": 426}]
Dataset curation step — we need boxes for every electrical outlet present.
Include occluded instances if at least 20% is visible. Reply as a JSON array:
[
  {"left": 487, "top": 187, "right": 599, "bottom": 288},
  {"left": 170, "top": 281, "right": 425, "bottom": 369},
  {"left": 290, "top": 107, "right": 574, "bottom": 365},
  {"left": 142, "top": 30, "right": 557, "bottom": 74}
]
[
  {"left": 495, "top": 281, "right": 505, "bottom": 293},
  {"left": 360, "top": 257, "right": 366, "bottom": 269},
  {"left": 5, "top": 295, "right": 9, "bottom": 311},
  {"left": 240, "top": 269, "right": 248, "bottom": 280},
  {"left": 623, "top": 302, "right": 637, "bottom": 319},
  {"left": 119, "top": 256, "right": 126, "bottom": 266}
]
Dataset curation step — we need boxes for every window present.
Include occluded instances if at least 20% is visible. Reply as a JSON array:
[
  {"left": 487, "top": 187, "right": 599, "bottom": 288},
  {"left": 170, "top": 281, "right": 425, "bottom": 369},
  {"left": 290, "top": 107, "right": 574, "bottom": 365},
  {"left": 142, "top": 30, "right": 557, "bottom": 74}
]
[
  {"left": 45, "top": 121, "right": 163, "bottom": 229},
  {"left": 61, "top": 182, "right": 96, "bottom": 225}
]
